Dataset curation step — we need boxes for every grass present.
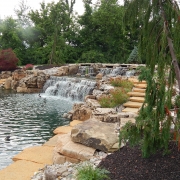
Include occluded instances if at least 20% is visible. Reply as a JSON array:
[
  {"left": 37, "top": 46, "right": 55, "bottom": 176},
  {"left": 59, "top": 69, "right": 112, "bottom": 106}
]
[{"left": 76, "top": 163, "right": 110, "bottom": 180}]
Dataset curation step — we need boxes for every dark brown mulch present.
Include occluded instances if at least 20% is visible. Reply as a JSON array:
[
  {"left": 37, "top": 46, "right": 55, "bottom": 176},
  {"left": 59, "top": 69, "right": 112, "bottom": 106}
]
[{"left": 99, "top": 142, "right": 180, "bottom": 180}]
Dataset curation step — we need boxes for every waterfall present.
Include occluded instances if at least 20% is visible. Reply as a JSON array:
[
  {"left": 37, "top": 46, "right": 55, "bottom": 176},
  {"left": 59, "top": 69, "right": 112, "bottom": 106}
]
[
  {"left": 78, "top": 66, "right": 95, "bottom": 76},
  {"left": 99, "top": 67, "right": 128, "bottom": 76},
  {"left": 125, "top": 70, "right": 135, "bottom": 77},
  {"left": 43, "top": 76, "right": 97, "bottom": 101}
]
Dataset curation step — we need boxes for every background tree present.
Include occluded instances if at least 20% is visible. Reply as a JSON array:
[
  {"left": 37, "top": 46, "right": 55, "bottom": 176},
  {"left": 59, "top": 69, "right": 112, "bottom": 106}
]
[{"left": 120, "top": 0, "right": 180, "bottom": 157}]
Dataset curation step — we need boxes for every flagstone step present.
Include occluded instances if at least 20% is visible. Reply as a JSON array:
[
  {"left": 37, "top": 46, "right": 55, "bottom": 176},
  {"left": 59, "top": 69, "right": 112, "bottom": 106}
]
[
  {"left": 128, "top": 78, "right": 147, "bottom": 84},
  {"left": 0, "top": 160, "right": 44, "bottom": 180},
  {"left": 130, "top": 97, "right": 145, "bottom": 103},
  {"left": 127, "top": 92, "right": 145, "bottom": 97},
  {"left": 12, "top": 146, "right": 54, "bottom": 165},
  {"left": 134, "top": 84, "right": 147, "bottom": 89},
  {"left": 122, "top": 107, "right": 140, "bottom": 113},
  {"left": 133, "top": 88, "right": 146, "bottom": 93},
  {"left": 123, "top": 101, "right": 143, "bottom": 108}
]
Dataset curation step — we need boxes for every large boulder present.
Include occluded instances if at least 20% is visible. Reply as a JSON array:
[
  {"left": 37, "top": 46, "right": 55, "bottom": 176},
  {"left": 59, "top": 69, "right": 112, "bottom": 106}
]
[
  {"left": 72, "top": 105, "right": 92, "bottom": 121},
  {"left": 68, "top": 64, "right": 79, "bottom": 75},
  {"left": 12, "top": 69, "right": 26, "bottom": 81},
  {"left": 71, "top": 119, "right": 119, "bottom": 152},
  {"left": 54, "top": 133, "right": 95, "bottom": 163},
  {"left": 0, "top": 71, "right": 12, "bottom": 79},
  {"left": 4, "top": 77, "right": 12, "bottom": 89},
  {"left": 56, "top": 66, "right": 69, "bottom": 76}
]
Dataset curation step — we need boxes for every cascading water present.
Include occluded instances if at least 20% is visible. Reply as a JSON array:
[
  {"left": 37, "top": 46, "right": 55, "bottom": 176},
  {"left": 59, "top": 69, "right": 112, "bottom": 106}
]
[
  {"left": 99, "top": 67, "right": 128, "bottom": 77},
  {"left": 78, "top": 66, "right": 95, "bottom": 76},
  {"left": 43, "top": 76, "right": 97, "bottom": 101}
]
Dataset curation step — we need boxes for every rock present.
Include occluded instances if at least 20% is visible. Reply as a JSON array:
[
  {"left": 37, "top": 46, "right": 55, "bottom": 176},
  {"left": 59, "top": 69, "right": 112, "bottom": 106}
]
[
  {"left": 86, "top": 99, "right": 101, "bottom": 109},
  {"left": 55, "top": 134, "right": 95, "bottom": 161},
  {"left": 95, "top": 73, "right": 103, "bottom": 80},
  {"left": 12, "top": 69, "right": 26, "bottom": 81},
  {"left": 0, "top": 71, "right": 12, "bottom": 79},
  {"left": 4, "top": 77, "right": 12, "bottom": 89},
  {"left": 68, "top": 65, "right": 79, "bottom": 75},
  {"left": 104, "top": 114, "right": 120, "bottom": 123},
  {"left": 44, "top": 168, "right": 57, "bottom": 180},
  {"left": 72, "top": 104, "right": 92, "bottom": 121},
  {"left": 84, "top": 95, "right": 96, "bottom": 101},
  {"left": 0, "top": 160, "right": 44, "bottom": 180},
  {"left": 43, "top": 135, "right": 61, "bottom": 147},
  {"left": 57, "top": 66, "right": 69, "bottom": 76},
  {"left": 12, "top": 146, "right": 54, "bottom": 165},
  {"left": 53, "top": 126, "right": 72, "bottom": 134},
  {"left": 71, "top": 119, "right": 119, "bottom": 152},
  {"left": 70, "top": 120, "right": 83, "bottom": 127}
]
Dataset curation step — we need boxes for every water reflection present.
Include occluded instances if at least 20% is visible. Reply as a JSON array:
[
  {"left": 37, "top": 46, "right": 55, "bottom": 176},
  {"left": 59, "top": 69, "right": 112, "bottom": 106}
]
[{"left": 0, "top": 88, "right": 74, "bottom": 170}]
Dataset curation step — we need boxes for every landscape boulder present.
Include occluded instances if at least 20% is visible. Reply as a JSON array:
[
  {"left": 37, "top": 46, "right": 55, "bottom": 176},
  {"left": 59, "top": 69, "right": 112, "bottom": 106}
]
[{"left": 71, "top": 119, "right": 118, "bottom": 152}]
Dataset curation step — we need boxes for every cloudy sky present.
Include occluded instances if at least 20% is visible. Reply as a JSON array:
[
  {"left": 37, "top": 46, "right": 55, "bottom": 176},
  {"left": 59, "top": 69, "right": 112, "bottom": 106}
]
[{"left": 0, "top": 0, "right": 87, "bottom": 19}]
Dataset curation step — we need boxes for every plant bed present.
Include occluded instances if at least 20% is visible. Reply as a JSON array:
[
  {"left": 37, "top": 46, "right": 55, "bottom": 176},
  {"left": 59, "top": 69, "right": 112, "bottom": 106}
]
[{"left": 99, "top": 142, "right": 180, "bottom": 180}]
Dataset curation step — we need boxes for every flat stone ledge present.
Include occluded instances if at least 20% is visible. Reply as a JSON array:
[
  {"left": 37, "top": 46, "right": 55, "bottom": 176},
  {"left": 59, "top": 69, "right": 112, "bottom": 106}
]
[
  {"left": 53, "top": 125, "right": 72, "bottom": 134},
  {"left": 12, "top": 146, "right": 54, "bottom": 165},
  {"left": 0, "top": 160, "right": 44, "bottom": 180}
]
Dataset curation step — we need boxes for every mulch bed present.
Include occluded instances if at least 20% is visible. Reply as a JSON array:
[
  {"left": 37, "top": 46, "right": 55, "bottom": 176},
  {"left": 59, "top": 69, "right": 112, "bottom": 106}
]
[{"left": 99, "top": 142, "right": 180, "bottom": 180}]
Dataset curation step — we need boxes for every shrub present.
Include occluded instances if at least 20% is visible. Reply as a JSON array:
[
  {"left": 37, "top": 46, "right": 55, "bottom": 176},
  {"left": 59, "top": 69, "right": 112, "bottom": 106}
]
[
  {"left": 0, "top": 48, "right": 19, "bottom": 71},
  {"left": 99, "top": 88, "right": 129, "bottom": 108},
  {"left": 76, "top": 163, "right": 109, "bottom": 180},
  {"left": 110, "top": 78, "right": 133, "bottom": 90},
  {"left": 23, "top": 64, "right": 34, "bottom": 70}
]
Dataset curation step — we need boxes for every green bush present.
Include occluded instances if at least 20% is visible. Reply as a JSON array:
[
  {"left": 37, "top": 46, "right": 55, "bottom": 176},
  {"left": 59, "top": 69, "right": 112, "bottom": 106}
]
[
  {"left": 99, "top": 88, "right": 129, "bottom": 108},
  {"left": 110, "top": 78, "right": 133, "bottom": 90},
  {"left": 76, "top": 163, "right": 109, "bottom": 180}
]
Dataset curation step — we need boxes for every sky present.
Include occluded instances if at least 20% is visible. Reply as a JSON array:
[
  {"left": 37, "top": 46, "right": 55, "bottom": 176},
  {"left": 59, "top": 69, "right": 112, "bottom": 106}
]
[{"left": 0, "top": 0, "right": 87, "bottom": 19}]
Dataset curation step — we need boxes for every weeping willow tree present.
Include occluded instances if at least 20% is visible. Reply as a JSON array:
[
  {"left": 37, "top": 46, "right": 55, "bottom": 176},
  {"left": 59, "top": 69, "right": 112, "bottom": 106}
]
[{"left": 120, "top": 0, "right": 180, "bottom": 157}]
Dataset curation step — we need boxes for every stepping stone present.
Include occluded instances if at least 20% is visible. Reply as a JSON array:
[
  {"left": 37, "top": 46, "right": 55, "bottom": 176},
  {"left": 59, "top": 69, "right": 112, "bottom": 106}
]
[
  {"left": 122, "top": 107, "right": 139, "bottom": 113},
  {"left": 123, "top": 101, "right": 143, "bottom": 108},
  {"left": 134, "top": 84, "right": 147, "bottom": 89},
  {"left": 127, "top": 92, "right": 145, "bottom": 97},
  {"left": 133, "top": 88, "right": 146, "bottom": 93},
  {"left": 12, "top": 146, "right": 54, "bottom": 165},
  {"left": 130, "top": 97, "right": 145, "bottom": 103},
  {"left": 128, "top": 78, "right": 147, "bottom": 84},
  {"left": 0, "top": 160, "right": 44, "bottom": 180},
  {"left": 70, "top": 120, "right": 83, "bottom": 127},
  {"left": 53, "top": 125, "right": 72, "bottom": 134}
]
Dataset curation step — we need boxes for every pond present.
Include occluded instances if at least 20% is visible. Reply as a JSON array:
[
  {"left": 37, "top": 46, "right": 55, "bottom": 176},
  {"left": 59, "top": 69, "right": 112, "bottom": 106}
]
[{"left": 0, "top": 88, "right": 75, "bottom": 170}]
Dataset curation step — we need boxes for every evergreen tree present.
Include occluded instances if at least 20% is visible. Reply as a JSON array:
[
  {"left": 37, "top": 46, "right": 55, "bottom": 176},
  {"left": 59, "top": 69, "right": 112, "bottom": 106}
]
[{"left": 120, "top": 0, "right": 180, "bottom": 157}]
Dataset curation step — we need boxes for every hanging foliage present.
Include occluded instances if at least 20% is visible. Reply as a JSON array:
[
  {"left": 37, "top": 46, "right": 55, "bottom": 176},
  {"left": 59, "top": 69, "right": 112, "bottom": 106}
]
[{"left": 120, "top": 0, "right": 180, "bottom": 157}]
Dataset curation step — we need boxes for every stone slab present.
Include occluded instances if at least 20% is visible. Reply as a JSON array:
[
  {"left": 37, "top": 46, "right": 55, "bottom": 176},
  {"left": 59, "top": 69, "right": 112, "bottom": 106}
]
[
  {"left": 71, "top": 119, "right": 119, "bottom": 152},
  {"left": 0, "top": 160, "right": 44, "bottom": 180},
  {"left": 128, "top": 78, "right": 146, "bottom": 84},
  {"left": 70, "top": 120, "right": 83, "bottom": 127},
  {"left": 53, "top": 126, "right": 72, "bottom": 134},
  {"left": 56, "top": 133, "right": 96, "bottom": 161},
  {"left": 130, "top": 97, "right": 145, "bottom": 103},
  {"left": 121, "top": 118, "right": 136, "bottom": 125},
  {"left": 12, "top": 146, "right": 53, "bottom": 165},
  {"left": 43, "top": 134, "right": 62, "bottom": 147},
  {"left": 127, "top": 92, "right": 145, "bottom": 97},
  {"left": 123, "top": 101, "right": 143, "bottom": 108},
  {"left": 134, "top": 84, "right": 147, "bottom": 89},
  {"left": 122, "top": 107, "right": 139, "bottom": 113},
  {"left": 133, "top": 88, "right": 146, "bottom": 93}
]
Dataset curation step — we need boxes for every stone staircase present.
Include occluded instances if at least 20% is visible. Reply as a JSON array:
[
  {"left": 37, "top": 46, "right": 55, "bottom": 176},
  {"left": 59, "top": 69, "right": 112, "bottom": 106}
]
[{"left": 122, "top": 78, "right": 146, "bottom": 114}]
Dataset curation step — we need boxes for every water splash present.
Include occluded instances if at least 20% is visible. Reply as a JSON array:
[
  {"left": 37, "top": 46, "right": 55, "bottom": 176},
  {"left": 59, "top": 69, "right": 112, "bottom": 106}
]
[{"left": 43, "top": 76, "right": 97, "bottom": 101}]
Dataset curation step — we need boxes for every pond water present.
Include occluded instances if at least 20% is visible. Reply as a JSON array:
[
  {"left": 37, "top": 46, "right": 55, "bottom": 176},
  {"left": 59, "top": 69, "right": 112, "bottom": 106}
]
[{"left": 0, "top": 88, "right": 75, "bottom": 170}]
